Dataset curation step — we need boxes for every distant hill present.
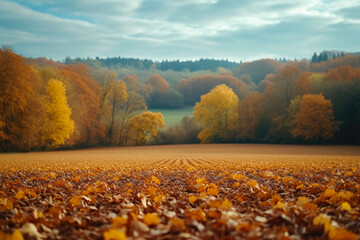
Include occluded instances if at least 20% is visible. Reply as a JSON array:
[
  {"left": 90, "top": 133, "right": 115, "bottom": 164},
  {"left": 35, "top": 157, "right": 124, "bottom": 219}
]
[{"left": 64, "top": 57, "right": 241, "bottom": 72}]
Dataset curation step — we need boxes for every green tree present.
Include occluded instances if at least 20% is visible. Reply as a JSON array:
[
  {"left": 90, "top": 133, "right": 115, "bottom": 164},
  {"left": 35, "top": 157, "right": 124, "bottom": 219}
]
[
  {"left": 194, "top": 84, "right": 239, "bottom": 143},
  {"left": 42, "top": 79, "right": 74, "bottom": 148}
]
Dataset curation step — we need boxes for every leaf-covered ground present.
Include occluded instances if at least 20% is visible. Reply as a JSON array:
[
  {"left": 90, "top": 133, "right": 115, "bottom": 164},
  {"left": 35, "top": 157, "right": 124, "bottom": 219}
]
[{"left": 0, "top": 144, "right": 359, "bottom": 240}]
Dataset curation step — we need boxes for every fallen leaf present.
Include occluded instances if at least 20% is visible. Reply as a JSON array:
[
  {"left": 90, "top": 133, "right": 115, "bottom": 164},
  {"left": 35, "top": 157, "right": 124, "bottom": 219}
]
[
  {"left": 341, "top": 202, "right": 351, "bottom": 211},
  {"left": 69, "top": 196, "right": 82, "bottom": 207},
  {"left": 112, "top": 216, "right": 127, "bottom": 228},
  {"left": 152, "top": 176, "right": 161, "bottom": 185},
  {"left": 255, "top": 216, "right": 267, "bottom": 223},
  {"left": 296, "top": 196, "right": 310, "bottom": 206},
  {"left": 189, "top": 195, "right": 197, "bottom": 203},
  {"left": 219, "top": 198, "right": 233, "bottom": 211},
  {"left": 103, "top": 229, "right": 126, "bottom": 240},
  {"left": 143, "top": 213, "right": 159, "bottom": 226},
  {"left": 19, "top": 223, "right": 45, "bottom": 239},
  {"left": 11, "top": 230, "right": 24, "bottom": 240},
  {"left": 15, "top": 190, "right": 25, "bottom": 200}
]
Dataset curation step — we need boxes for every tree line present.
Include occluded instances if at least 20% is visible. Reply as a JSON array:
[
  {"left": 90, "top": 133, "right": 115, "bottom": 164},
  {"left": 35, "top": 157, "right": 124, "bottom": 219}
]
[
  {"left": 154, "top": 56, "right": 360, "bottom": 145},
  {"left": 0, "top": 48, "right": 165, "bottom": 152},
  {"left": 65, "top": 57, "right": 240, "bottom": 72},
  {"left": 1, "top": 47, "right": 360, "bottom": 151}
]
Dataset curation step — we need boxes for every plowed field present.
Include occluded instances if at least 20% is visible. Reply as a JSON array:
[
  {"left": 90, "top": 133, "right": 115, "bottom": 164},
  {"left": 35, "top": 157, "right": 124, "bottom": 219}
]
[{"left": 0, "top": 144, "right": 359, "bottom": 239}]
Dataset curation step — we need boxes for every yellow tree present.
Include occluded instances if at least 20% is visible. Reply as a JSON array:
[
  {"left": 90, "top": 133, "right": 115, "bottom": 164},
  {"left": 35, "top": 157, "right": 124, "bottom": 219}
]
[
  {"left": 292, "top": 94, "right": 341, "bottom": 142},
  {"left": 107, "top": 80, "right": 128, "bottom": 144},
  {"left": 97, "top": 71, "right": 118, "bottom": 110},
  {"left": 100, "top": 78, "right": 128, "bottom": 144},
  {"left": 58, "top": 64, "right": 104, "bottom": 147},
  {"left": 43, "top": 79, "right": 74, "bottom": 148},
  {"left": 117, "top": 91, "right": 147, "bottom": 146},
  {"left": 194, "top": 84, "right": 239, "bottom": 143},
  {"left": 127, "top": 111, "right": 165, "bottom": 145}
]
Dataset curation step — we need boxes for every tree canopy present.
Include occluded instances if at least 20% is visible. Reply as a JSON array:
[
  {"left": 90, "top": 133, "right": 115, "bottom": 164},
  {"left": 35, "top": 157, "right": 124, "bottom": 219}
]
[
  {"left": 291, "top": 94, "right": 340, "bottom": 142},
  {"left": 43, "top": 79, "right": 74, "bottom": 148},
  {"left": 128, "top": 111, "right": 165, "bottom": 145},
  {"left": 194, "top": 84, "right": 239, "bottom": 143}
]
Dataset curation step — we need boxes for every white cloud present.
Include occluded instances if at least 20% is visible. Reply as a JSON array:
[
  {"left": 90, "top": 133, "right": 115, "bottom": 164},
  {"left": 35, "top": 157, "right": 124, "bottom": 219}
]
[{"left": 0, "top": 0, "right": 359, "bottom": 60}]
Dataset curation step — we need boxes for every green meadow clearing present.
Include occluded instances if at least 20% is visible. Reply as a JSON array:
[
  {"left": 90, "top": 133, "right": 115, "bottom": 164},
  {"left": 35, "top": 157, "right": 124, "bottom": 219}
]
[{"left": 148, "top": 107, "right": 194, "bottom": 127}]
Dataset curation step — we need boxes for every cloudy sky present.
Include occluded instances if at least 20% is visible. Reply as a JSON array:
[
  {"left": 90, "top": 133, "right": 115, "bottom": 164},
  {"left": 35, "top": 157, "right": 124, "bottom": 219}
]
[{"left": 0, "top": 0, "right": 359, "bottom": 61}]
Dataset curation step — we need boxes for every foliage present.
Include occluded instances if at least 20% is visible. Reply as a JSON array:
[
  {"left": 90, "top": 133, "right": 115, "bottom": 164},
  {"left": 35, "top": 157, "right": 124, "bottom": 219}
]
[
  {"left": 320, "top": 79, "right": 360, "bottom": 144},
  {"left": 286, "top": 95, "right": 301, "bottom": 132},
  {"left": 274, "top": 65, "right": 302, "bottom": 116},
  {"left": 101, "top": 78, "right": 128, "bottom": 144},
  {"left": 2, "top": 49, "right": 360, "bottom": 149},
  {"left": 260, "top": 65, "right": 307, "bottom": 142},
  {"left": 292, "top": 94, "right": 341, "bottom": 141},
  {"left": 151, "top": 116, "right": 201, "bottom": 145},
  {"left": 310, "top": 54, "right": 360, "bottom": 72},
  {"left": 122, "top": 74, "right": 149, "bottom": 99},
  {"left": 60, "top": 64, "right": 104, "bottom": 146},
  {"left": 178, "top": 74, "right": 246, "bottom": 106},
  {"left": 311, "top": 51, "right": 329, "bottom": 63},
  {"left": 232, "top": 59, "right": 283, "bottom": 85},
  {"left": 237, "top": 92, "right": 261, "bottom": 140},
  {"left": 145, "top": 74, "right": 184, "bottom": 109},
  {"left": 194, "top": 84, "right": 239, "bottom": 143},
  {"left": 116, "top": 91, "right": 148, "bottom": 146},
  {"left": 42, "top": 79, "right": 75, "bottom": 148},
  {"left": 324, "top": 65, "right": 360, "bottom": 82},
  {"left": 258, "top": 74, "right": 276, "bottom": 93},
  {"left": 286, "top": 59, "right": 311, "bottom": 72},
  {"left": 128, "top": 111, "right": 165, "bottom": 145},
  {"left": 1, "top": 50, "right": 186, "bottom": 150},
  {"left": 65, "top": 56, "right": 240, "bottom": 72},
  {"left": 146, "top": 74, "right": 170, "bottom": 94},
  {"left": 0, "top": 48, "right": 45, "bottom": 151}
]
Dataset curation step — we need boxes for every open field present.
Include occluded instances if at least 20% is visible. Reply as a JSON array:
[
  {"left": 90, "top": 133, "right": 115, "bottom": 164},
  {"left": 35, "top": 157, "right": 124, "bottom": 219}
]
[
  {"left": 1, "top": 144, "right": 360, "bottom": 239},
  {"left": 148, "top": 107, "right": 193, "bottom": 127},
  {"left": 0, "top": 144, "right": 359, "bottom": 170}
]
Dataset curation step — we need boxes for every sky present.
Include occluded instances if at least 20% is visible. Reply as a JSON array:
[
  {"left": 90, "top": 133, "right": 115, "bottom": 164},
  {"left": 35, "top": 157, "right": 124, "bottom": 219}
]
[{"left": 0, "top": 0, "right": 359, "bottom": 61}]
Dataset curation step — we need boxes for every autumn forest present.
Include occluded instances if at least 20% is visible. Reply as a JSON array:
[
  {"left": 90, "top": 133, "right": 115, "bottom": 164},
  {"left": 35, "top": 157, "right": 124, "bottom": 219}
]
[{"left": 1, "top": 48, "right": 360, "bottom": 152}]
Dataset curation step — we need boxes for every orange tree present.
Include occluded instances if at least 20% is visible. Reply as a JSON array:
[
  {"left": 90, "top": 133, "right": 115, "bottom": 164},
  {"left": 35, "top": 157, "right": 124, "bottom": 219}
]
[
  {"left": 0, "top": 48, "right": 45, "bottom": 151},
  {"left": 291, "top": 94, "right": 341, "bottom": 142}
]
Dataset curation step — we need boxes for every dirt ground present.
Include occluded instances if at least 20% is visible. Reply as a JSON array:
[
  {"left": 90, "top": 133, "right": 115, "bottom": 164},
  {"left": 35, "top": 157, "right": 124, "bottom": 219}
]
[
  {"left": 0, "top": 144, "right": 359, "bottom": 239},
  {"left": 1, "top": 144, "right": 359, "bottom": 170}
]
